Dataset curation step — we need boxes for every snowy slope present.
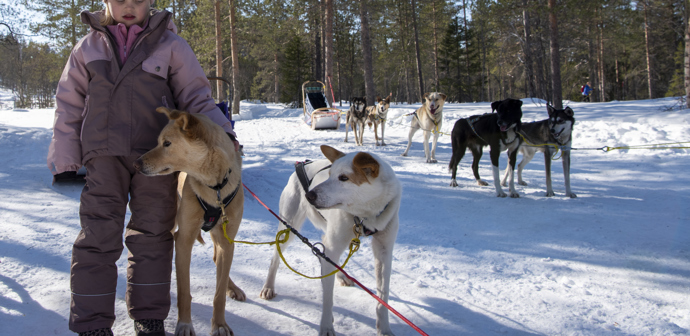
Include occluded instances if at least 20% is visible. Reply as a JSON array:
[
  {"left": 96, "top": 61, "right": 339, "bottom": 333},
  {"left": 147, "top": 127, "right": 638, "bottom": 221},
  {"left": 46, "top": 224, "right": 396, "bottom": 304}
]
[{"left": 1, "top": 90, "right": 689, "bottom": 335}]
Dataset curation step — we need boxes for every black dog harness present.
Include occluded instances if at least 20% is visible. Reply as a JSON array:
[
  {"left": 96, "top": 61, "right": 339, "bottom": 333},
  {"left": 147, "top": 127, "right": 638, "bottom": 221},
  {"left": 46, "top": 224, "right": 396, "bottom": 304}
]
[
  {"left": 294, "top": 160, "right": 380, "bottom": 236},
  {"left": 196, "top": 169, "right": 241, "bottom": 232}
]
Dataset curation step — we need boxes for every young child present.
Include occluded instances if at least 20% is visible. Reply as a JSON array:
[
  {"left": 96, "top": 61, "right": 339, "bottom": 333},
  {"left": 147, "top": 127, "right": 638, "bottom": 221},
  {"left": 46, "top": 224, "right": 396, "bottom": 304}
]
[{"left": 46, "top": 1, "right": 239, "bottom": 335}]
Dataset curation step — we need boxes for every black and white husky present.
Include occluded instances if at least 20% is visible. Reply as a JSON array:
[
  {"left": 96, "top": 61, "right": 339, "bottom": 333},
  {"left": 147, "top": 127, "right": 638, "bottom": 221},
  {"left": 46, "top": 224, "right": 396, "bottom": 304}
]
[
  {"left": 448, "top": 98, "right": 523, "bottom": 198},
  {"left": 501, "top": 105, "right": 577, "bottom": 198},
  {"left": 344, "top": 97, "right": 368, "bottom": 146}
]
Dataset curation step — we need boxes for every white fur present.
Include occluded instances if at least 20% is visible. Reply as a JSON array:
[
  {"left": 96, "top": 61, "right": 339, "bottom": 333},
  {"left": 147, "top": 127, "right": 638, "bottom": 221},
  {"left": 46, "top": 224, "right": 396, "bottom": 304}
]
[{"left": 260, "top": 150, "right": 401, "bottom": 336}]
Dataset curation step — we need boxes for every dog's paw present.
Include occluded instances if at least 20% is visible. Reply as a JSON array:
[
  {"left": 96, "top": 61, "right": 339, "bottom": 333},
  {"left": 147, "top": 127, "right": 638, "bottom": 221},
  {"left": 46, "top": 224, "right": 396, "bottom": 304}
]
[
  {"left": 400, "top": 152, "right": 408, "bottom": 157},
  {"left": 500, "top": 181, "right": 507, "bottom": 187},
  {"left": 518, "top": 180, "right": 528, "bottom": 186},
  {"left": 175, "top": 322, "right": 196, "bottom": 336},
  {"left": 450, "top": 179, "right": 458, "bottom": 187},
  {"left": 496, "top": 191, "right": 507, "bottom": 198},
  {"left": 510, "top": 191, "right": 520, "bottom": 198},
  {"left": 477, "top": 180, "right": 489, "bottom": 186},
  {"left": 427, "top": 158, "right": 437, "bottom": 163},
  {"left": 377, "top": 329, "right": 396, "bottom": 336},
  {"left": 381, "top": 141, "right": 387, "bottom": 146},
  {"left": 259, "top": 287, "right": 277, "bottom": 300},
  {"left": 336, "top": 272, "right": 354, "bottom": 287},
  {"left": 227, "top": 284, "right": 246, "bottom": 301},
  {"left": 568, "top": 192, "right": 578, "bottom": 198},
  {"left": 211, "top": 323, "right": 233, "bottom": 336},
  {"left": 545, "top": 191, "right": 555, "bottom": 197},
  {"left": 319, "top": 326, "right": 337, "bottom": 336}
]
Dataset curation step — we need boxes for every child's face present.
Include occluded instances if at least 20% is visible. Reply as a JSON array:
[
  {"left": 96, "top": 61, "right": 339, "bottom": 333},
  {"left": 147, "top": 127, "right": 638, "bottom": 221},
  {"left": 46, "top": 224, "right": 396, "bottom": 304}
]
[{"left": 106, "top": 0, "right": 154, "bottom": 27}]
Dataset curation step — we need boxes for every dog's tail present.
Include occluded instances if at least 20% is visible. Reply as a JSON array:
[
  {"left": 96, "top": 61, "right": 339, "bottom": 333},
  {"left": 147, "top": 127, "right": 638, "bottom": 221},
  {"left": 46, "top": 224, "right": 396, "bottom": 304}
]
[{"left": 367, "top": 120, "right": 373, "bottom": 129}]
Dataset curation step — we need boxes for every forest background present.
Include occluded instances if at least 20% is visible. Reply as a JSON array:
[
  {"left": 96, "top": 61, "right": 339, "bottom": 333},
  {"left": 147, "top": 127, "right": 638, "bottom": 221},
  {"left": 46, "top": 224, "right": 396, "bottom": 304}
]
[{"left": 1, "top": 0, "right": 689, "bottom": 111}]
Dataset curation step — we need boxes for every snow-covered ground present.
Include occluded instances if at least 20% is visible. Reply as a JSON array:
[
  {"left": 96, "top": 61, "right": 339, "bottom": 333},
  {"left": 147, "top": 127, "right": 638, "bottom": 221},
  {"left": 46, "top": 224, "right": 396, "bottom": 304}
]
[{"left": 1, "top": 89, "right": 689, "bottom": 335}]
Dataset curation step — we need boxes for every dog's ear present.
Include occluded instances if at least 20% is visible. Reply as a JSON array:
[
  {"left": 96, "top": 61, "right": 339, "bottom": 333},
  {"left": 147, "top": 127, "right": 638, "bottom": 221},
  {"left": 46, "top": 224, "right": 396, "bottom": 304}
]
[
  {"left": 353, "top": 152, "right": 380, "bottom": 180},
  {"left": 376, "top": 96, "right": 382, "bottom": 103},
  {"left": 321, "top": 145, "right": 346, "bottom": 163},
  {"left": 423, "top": 92, "right": 431, "bottom": 101},
  {"left": 491, "top": 100, "right": 501, "bottom": 112},
  {"left": 167, "top": 110, "right": 199, "bottom": 136},
  {"left": 156, "top": 106, "right": 174, "bottom": 118},
  {"left": 547, "top": 104, "right": 555, "bottom": 117},
  {"left": 440, "top": 93, "right": 447, "bottom": 101},
  {"left": 564, "top": 106, "right": 574, "bottom": 117},
  {"left": 514, "top": 99, "right": 523, "bottom": 108}
]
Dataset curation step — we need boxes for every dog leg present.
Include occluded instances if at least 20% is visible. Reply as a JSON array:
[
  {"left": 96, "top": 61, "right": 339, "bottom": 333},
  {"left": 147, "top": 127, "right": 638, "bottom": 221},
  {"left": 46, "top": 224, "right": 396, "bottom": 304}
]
[
  {"left": 562, "top": 149, "right": 577, "bottom": 198},
  {"left": 380, "top": 122, "right": 386, "bottom": 146},
  {"left": 471, "top": 147, "right": 489, "bottom": 186},
  {"left": 174, "top": 219, "right": 200, "bottom": 336},
  {"left": 422, "top": 130, "right": 433, "bottom": 163},
  {"left": 505, "top": 147, "right": 533, "bottom": 187},
  {"left": 261, "top": 185, "right": 308, "bottom": 300},
  {"left": 544, "top": 149, "right": 555, "bottom": 197},
  {"left": 336, "top": 271, "right": 354, "bottom": 287},
  {"left": 489, "top": 148, "right": 507, "bottom": 197},
  {"left": 372, "top": 228, "right": 398, "bottom": 336},
  {"left": 449, "top": 139, "right": 467, "bottom": 187},
  {"left": 208, "top": 226, "right": 239, "bottom": 336},
  {"left": 506, "top": 147, "right": 520, "bottom": 198},
  {"left": 429, "top": 129, "right": 439, "bottom": 163},
  {"left": 401, "top": 120, "right": 419, "bottom": 156},
  {"left": 374, "top": 122, "right": 381, "bottom": 146},
  {"left": 319, "top": 229, "right": 352, "bottom": 336},
  {"left": 361, "top": 123, "right": 366, "bottom": 146}
]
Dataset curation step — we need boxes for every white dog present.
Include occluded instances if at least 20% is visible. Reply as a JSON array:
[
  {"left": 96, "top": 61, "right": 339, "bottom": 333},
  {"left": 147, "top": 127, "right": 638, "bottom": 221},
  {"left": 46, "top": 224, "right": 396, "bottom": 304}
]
[
  {"left": 401, "top": 92, "right": 447, "bottom": 163},
  {"left": 260, "top": 145, "right": 402, "bottom": 336}
]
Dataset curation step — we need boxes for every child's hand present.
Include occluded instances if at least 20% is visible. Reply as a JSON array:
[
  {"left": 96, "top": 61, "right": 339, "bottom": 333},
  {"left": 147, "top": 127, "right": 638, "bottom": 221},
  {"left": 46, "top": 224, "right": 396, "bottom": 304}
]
[{"left": 227, "top": 133, "right": 241, "bottom": 153}]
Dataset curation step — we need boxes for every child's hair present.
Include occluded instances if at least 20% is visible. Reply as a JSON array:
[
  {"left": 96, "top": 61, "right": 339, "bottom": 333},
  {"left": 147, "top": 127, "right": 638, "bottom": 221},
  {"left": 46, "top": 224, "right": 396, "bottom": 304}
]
[{"left": 99, "top": 5, "right": 115, "bottom": 26}]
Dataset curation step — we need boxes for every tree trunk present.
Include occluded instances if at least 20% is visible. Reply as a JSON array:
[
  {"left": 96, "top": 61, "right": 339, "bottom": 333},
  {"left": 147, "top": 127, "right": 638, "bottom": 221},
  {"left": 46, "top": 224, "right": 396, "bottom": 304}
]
[
  {"left": 274, "top": 52, "right": 279, "bottom": 103},
  {"left": 685, "top": 0, "right": 690, "bottom": 107},
  {"left": 228, "top": 0, "right": 241, "bottom": 114},
  {"left": 410, "top": 0, "right": 424, "bottom": 100},
  {"left": 462, "top": 0, "right": 471, "bottom": 101},
  {"left": 431, "top": 0, "right": 440, "bottom": 91},
  {"left": 644, "top": 1, "right": 654, "bottom": 99},
  {"left": 599, "top": 8, "right": 606, "bottom": 102},
  {"left": 359, "top": 0, "right": 376, "bottom": 104},
  {"left": 522, "top": 0, "right": 536, "bottom": 98},
  {"left": 324, "top": 0, "right": 334, "bottom": 105},
  {"left": 587, "top": 22, "right": 597, "bottom": 100},
  {"left": 214, "top": 0, "right": 224, "bottom": 101},
  {"left": 547, "top": 0, "right": 562, "bottom": 108}
]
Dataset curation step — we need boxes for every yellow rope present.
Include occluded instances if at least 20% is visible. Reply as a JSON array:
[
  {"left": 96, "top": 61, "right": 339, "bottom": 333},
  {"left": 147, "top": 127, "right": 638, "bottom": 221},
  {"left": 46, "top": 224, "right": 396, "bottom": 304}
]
[
  {"left": 516, "top": 132, "right": 564, "bottom": 160},
  {"left": 220, "top": 218, "right": 360, "bottom": 280}
]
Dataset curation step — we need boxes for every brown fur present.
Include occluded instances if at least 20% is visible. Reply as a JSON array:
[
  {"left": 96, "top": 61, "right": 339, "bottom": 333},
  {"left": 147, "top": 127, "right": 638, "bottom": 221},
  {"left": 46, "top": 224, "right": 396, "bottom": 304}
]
[
  {"left": 135, "top": 107, "right": 244, "bottom": 336},
  {"left": 366, "top": 94, "right": 392, "bottom": 146}
]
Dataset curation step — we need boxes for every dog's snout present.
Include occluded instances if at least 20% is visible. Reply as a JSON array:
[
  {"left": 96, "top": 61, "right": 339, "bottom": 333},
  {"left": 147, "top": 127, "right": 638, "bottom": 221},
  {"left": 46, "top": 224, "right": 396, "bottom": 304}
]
[
  {"left": 305, "top": 190, "right": 317, "bottom": 204},
  {"left": 133, "top": 158, "right": 143, "bottom": 171}
]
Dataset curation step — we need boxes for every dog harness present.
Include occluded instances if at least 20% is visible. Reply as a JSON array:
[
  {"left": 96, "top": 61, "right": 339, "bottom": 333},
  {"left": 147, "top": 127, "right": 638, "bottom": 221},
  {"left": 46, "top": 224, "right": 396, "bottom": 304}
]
[
  {"left": 294, "top": 160, "right": 380, "bottom": 236},
  {"left": 196, "top": 169, "right": 241, "bottom": 232}
]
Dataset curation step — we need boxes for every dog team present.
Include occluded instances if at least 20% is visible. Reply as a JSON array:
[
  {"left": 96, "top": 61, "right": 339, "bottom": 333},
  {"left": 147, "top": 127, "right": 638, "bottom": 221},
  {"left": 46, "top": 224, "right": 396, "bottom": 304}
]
[{"left": 131, "top": 94, "right": 577, "bottom": 335}]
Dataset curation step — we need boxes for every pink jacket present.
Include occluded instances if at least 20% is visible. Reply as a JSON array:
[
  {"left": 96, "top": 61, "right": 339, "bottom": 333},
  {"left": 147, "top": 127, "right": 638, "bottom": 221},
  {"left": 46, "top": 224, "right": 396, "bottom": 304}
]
[{"left": 47, "top": 9, "right": 235, "bottom": 175}]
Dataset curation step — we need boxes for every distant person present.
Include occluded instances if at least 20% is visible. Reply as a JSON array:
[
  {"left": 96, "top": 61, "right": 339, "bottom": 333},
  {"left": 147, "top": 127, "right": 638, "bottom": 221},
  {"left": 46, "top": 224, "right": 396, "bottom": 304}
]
[
  {"left": 46, "top": 0, "right": 239, "bottom": 335},
  {"left": 581, "top": 82, "right": 592, "bottom": 102}
]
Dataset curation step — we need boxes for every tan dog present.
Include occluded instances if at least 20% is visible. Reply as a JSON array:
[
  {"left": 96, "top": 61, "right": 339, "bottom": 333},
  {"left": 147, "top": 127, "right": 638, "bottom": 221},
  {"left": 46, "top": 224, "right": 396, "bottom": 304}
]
[
  {"left": 134, "top": 107, "right": 244, "bottom": 336},
  {"left": 401, "top": 92, "right": 447, "bottom": 162},
  {"left": 366, "top": 94, "right": 392, "bottom": 146}
]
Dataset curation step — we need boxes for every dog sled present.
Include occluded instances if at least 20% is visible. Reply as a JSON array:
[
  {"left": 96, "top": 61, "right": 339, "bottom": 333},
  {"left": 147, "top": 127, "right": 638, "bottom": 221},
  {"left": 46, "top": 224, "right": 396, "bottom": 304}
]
[{"left": 302, "top": 80, "right": 342, "bottom": 130}]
